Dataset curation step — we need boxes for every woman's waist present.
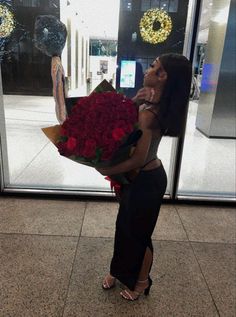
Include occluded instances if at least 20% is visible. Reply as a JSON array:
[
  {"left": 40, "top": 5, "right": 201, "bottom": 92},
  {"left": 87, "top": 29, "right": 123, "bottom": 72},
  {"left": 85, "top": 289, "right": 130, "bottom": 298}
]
[
  {"left": 124, "top": 158, "right": 163, "bottom": 183},
  {"left": 141, "top": 158, "right": 162, "bottom": 171}
]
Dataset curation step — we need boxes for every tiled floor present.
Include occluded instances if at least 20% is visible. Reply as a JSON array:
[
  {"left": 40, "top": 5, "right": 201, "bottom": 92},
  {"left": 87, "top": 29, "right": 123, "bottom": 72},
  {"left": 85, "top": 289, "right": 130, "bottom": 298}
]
[{"left": 0, "top": 197, "right": 235, "bottom": 317}]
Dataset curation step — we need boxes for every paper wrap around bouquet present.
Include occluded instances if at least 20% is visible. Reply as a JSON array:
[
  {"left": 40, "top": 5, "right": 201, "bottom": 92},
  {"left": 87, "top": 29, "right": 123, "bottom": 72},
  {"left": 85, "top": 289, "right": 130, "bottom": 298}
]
[
  {"left": 42, "top": 80, "right": 141, "bottom": 185},
  {"left": 34, "top": 15, "right": 67, "bottom": 56}
]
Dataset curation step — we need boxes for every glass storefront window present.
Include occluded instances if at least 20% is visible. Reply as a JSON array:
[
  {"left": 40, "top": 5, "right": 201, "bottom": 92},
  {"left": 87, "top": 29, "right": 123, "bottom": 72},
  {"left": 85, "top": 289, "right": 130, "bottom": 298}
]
[
  {"left": 1, "top": 0, "right": 234, "bottom": 201},
  {"left": 178, "top": 0, "right": 236, "bottom": 199},
  {"left": 0, "top": 0, "right": 191, "bottom": 196}
]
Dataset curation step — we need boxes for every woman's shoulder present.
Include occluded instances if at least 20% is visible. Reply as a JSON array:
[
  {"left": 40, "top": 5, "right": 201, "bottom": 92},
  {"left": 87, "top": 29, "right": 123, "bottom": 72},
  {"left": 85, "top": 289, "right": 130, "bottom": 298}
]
[
  {"left": 138, "top": 104, "right": 161, "bottom": 131},
  {"left": 139, "top": 103, "right": 159, "bottom": 119}
]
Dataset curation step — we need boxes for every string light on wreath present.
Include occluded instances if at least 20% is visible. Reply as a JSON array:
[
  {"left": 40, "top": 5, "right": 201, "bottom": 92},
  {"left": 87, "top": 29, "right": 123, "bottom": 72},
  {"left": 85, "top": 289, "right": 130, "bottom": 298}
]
[
  {"left": 139, "top": 9, "right": 172, "bottom": 44},
  {"left": 0, "top": 4, "right": 15, "bottom": 38}
]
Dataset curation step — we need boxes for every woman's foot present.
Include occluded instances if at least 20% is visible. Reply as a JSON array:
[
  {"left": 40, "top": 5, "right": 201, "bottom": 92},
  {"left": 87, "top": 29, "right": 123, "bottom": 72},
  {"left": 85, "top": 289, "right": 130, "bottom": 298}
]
[
  {"left": 120, "top": 277, "right": 152, "bottom": 301},
  {"left": 102, "top": 274, "right": 116, "bottom": 290}
]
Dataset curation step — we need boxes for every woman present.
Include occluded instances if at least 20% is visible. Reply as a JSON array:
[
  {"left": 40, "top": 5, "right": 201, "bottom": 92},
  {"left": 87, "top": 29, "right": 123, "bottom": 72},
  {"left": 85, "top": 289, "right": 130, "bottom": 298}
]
[{"left": 97, "top": 53, "right": 192, "bottom": 301}]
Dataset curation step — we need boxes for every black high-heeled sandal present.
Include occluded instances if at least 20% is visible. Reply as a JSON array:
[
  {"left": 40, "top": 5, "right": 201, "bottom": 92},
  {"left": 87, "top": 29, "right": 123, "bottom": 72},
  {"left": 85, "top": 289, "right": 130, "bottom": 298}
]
[
  {"left": 120, "top": 276, "right": 152, "bottom": 301},
  {"left": 102, "top": 274, "right": 116, "bottom": 290}
]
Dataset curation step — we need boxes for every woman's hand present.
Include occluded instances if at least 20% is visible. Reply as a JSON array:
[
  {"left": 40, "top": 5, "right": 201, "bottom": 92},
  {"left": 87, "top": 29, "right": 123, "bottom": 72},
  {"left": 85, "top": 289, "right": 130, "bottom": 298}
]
[
  {"left": 132, "top": 87, "right": 161, "bottom": 104},
  {"left": 96, "top": 110, "right": 154, "bottom": 176},
  {"left": 96, "top": 167, "right": 113, "bottom": 176},
  {"left": 132, "top": 87, "right": 154, "bottom": 102}
]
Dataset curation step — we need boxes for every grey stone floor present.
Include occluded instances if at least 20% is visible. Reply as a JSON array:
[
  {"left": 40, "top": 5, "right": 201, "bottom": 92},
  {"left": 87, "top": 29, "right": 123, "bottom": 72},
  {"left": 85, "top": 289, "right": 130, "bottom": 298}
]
[{"left": 0, "top": 197, "right": 235, "bottom": 317}]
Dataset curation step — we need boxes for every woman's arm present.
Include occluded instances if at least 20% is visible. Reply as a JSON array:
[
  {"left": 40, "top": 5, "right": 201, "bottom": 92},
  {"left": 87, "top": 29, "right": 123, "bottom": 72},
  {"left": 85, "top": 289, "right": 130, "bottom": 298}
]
[
  {"left": 51, "top": 56, "right": 67, "bottom": 124},
  {"left": 96, "top": 110, "right": 155, "bottom": 176}
]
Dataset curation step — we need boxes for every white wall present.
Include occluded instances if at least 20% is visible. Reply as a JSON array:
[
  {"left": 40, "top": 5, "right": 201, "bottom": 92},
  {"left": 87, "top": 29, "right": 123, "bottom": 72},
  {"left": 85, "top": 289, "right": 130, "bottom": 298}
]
[
  {"left": 89, "top": 56, "right": 117, "bottom": 91},
  {"left": 60, "top": 0, "right": 89, "bottom": 97}
]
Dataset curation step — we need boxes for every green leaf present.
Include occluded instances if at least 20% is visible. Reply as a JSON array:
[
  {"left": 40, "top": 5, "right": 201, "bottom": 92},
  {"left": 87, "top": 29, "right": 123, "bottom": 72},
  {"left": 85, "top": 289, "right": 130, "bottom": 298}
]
[
  {"left": 116, "top": 88, "right": 125, "bottom": 94},
  {"left": 93, "top": 148, "right": 102, "bottom": 164},
  {"left": 59, "top": 136, "right": 68, "bottom": 142}
]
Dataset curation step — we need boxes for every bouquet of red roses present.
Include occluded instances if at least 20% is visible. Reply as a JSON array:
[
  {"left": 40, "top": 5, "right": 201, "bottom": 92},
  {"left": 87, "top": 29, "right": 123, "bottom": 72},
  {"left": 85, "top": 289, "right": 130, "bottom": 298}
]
[{"left": 42, "top": 80, "right": 141, "bottom": 187}]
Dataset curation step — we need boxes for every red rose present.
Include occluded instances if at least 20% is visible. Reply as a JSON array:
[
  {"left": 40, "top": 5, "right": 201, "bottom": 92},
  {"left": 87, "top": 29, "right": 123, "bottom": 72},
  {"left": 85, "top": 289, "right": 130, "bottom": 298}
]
[
  {"left": 66, "top": 137, "right": 77, "bottom": 151},
  {"left": 82, "top": 139, "right": 97, "bottom": 158},
  {"left": 112, "top": 128, "right": 126, "bottom": 141},
  {"left": 57, "top": 91, "right": 138, "bottom": 163},
  {"left": 101, "top": 149, "right": 112, "bottom": 160}
]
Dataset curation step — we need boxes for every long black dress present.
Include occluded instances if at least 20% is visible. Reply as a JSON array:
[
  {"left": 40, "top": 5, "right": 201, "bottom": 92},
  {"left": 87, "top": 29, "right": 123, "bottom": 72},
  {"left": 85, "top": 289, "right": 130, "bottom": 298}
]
[{"left": 110, "top": 163, "right": 167, "bottom": 291}]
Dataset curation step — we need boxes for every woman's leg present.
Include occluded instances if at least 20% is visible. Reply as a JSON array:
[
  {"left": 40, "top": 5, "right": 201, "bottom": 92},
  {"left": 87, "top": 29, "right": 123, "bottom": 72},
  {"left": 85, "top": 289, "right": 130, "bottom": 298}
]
[
  {"left": 109, "top": 247, "right": 152, "bottom": 292},
  {"left": 137, "top": 247, "right": 153, "bottom": 281},
  {"left": 120, "top": 247, "right": 152, "bottom": 300},
  {"left": 116, "top": 168, "right": 167, "bottom": 295},
  {"left": 102, "top": 274, "right": 116, "bottom": 289}
]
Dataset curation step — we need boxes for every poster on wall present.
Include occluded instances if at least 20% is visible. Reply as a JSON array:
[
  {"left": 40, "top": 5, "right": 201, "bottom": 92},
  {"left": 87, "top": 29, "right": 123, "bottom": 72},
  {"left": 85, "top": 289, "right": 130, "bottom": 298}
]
[{"left": 100, "top": 60, "right": 108, "bottom": 74}]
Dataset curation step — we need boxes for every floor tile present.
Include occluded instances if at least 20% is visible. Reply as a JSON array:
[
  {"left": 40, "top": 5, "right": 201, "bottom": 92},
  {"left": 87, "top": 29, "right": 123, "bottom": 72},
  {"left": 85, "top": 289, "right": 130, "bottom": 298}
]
[
  {"left": 176, "top": 205, "right": 236, "bottom": 243},
  {"left": 81, "top": 201, "right": 118, "bottom": 238},
  {"left": 82, "top": 203, "right": 188, "bottom": 242},
  {"left": 0, "top": 197, "right": 86, "bottom": 236},
  {"left": 63, "top": 237, "right": 218, "bottom": 317},
  {"left": 152, "top": 205, "right": 188, "bottom": 241},
  {"left": 192, "top": 242, "right": 236, "bottom": 317},
  {"left": 0, "top": 234, "right": 78, "bottom": 317}
]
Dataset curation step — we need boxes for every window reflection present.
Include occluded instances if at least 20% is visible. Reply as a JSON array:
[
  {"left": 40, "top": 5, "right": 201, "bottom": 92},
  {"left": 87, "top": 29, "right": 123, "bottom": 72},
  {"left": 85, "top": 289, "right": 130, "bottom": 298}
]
[
  {"left": 14, "top": 0, "right": 40, "bottom": 7},
  {"left": 90, "top": 39, "right": 117, "bottom": 57},
  {"left": 141, "top": 0, "right": 179, "bottom": 12},
  {"left": 141, "top": 0, "right": 150, "bottom": 11},
  {"left": 122, "top": 0, "right": 132, "bottom": 11},
  {"left": 169, "top": 0, "right": 178, "bottom": 12},
  {"left": 49, "top": 0, "right": 58, "bottom": 8},
  {"left": 14, "top": 0, "right": 59, "bottom": 7},
  {"left": 160, "top": 0, "right": 169, "bottom": 10},
  {"left": 151, "top": 0, "right": 160, "bottom": 8}
]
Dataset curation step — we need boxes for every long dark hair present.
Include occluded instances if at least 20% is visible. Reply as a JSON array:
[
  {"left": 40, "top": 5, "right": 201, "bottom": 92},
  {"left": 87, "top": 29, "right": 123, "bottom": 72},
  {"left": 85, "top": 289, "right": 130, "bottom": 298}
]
[{"left": 158, "top": 53, "right": 192, "bottom": 137}]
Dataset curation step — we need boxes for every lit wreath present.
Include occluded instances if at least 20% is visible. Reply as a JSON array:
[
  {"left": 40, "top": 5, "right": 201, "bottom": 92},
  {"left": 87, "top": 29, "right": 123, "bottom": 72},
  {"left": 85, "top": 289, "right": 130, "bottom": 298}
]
[
  {"left": 0, "top": 4, "right": 15, "bottom": 38},
  {"left": 139, "top": 9, "right": 172, "bottom": 44}
]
